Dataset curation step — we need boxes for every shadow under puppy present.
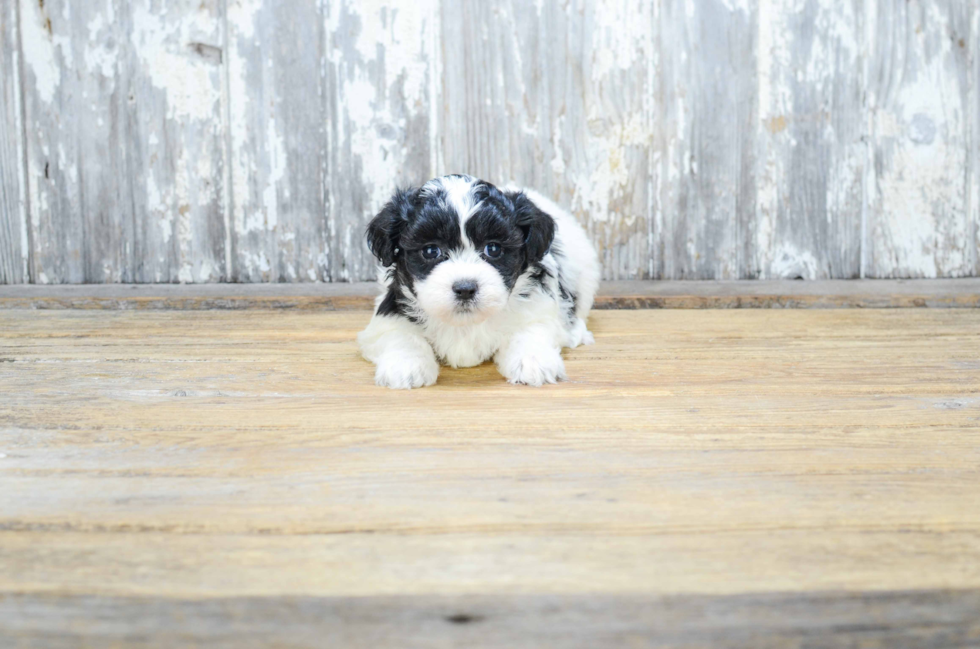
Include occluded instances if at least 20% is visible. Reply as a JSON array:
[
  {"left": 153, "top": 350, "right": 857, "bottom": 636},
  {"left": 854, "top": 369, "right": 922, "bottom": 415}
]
[{"left": 358, "top": 174, "right": 600, "bottom": 388}]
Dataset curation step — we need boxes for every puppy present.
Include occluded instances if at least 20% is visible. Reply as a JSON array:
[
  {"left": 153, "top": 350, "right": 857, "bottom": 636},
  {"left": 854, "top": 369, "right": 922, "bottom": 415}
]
[{"left": 358, "top": 174, "right": 600, "bottom": 388}]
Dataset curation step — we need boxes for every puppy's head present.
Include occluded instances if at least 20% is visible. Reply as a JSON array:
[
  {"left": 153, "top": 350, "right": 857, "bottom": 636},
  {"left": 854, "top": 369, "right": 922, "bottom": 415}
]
[{"left": 367, "top": 175, "right": 555, "bottom": 325}]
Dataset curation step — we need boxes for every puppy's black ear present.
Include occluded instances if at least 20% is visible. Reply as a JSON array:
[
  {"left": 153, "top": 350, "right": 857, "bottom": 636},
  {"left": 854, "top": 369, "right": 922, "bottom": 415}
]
[
  {"left": 367, "top": 187, "right": 418, "bottom": 266},
  {"left": 510, "top": 192, "right": 556, "bottom": 264}
]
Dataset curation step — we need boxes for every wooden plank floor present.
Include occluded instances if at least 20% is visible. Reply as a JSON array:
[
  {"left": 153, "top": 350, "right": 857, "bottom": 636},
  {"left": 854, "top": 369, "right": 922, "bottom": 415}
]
[{"left": 1, "top": 307, "right": 979, "bottom": 647}]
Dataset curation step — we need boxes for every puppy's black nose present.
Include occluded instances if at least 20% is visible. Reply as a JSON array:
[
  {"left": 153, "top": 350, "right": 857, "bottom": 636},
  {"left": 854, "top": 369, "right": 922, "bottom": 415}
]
[{"left": 452, "top": 280, "right": 478, "bottom": 301}]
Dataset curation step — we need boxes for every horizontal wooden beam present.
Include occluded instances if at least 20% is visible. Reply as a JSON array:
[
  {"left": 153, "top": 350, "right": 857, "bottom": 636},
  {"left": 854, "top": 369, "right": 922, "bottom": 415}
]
[
  {"left": 0, "top": 279, "right": 977, "bottom": 310},
  {"left": 3, "top": 590, "right": 978, "bottom": 648}
]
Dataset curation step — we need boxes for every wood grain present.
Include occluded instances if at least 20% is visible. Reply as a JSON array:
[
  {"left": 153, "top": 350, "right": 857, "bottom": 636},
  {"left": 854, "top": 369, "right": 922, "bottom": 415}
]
[
  {"left": 2, "top": 590, "right": 979, "bottom": 649},
  {"left": 0, "top": 308, "right": 979, "bottom": 644},
  {"left": 4, "top": 0, "right": 980, "bottom": 283},
  {"left": 226, "top": 0, "right": 326, "bottom": 282},
  {"left": 18, "top": 0, "right": 227, "bottom": 284},
  {"left": 126, "top": 0, "right": 228, "bottom": 283},
  {"left": 0, "top": 0, "right": 28, "bottom": 285},
  {"left": 17, "top": 0, "right": 83, "bottom": 283},
  {"left": 655, "top": 0, "right": 755, "bottom": 280},
  {"left": 440, "top": 0, "right": 653, "bottom": 280},
  {"left": 972, "top": 2, "right": 980, "bottom": 278},
  {"left": 324, "top": 0, "right": 439, "bottom": 282},
  {"left": 0, "top": 279, "right": 979, "bottom": 310},
  {"left": 865, "top": 0, "right": 974, "bottom": 278},
  {"left": 750, "top": 0, "right": 865, "bottom": 280}
]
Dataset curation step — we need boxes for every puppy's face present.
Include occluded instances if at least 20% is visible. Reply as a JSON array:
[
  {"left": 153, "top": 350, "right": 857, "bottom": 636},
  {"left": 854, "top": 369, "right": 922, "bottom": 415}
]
[{"left": 367, "top": 175, "right": 555, "bottom": 326}]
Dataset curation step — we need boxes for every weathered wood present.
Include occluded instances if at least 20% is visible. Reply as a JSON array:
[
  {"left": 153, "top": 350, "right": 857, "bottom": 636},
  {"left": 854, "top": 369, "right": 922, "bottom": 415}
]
[
  {"left": 865, "top": 0, "right": 974, "bottom": 278},
  {"left": 750, "top": 0, "right": 865, "bottom": 279},
  {"left": 0, "top": 0, "right": 28, "bottom": 284},
  {"left": 655, "top": 0, "right": 756, "bottom": 280},
  {"left": 19, "top": 0, "right": 91, "bottom": 283},
  {"left": 440, "top": 0, "right": 653, "bottom": 280},
  {"left": 19, "top": 0, "right": 227, "bottom": 283},
  {"left": 972, "top": 3, "right": 980, "bottom": 278},
  {"left": 225, "top": 0, "right": 326, "bottom": 282},
  {"left": 324, "top": 0, "right": 439, "bottom": 281},
  {"left": 127, "top": 0, "right": 228, "bottom": 283},
  {"left": 1, "top": 590, "right": 979, "bottom": 648},
  {"left": 0, "top": 279, "right": 979, "bottom": 310},
  {"left": 0, "top": 308, "right": 979, "bottom": 644},
  {"left": 7, "top": 0, "right": 980, "bottom": 283}
]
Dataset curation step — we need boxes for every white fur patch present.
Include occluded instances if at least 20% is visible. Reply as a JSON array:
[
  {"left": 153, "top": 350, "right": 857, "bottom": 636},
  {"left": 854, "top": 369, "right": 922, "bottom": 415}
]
[
  {"left": 439, "top": 175, "right": 478, "bottom": 222},
  {"left": 425, "top": 175, "right": 480, "bottom": 247},
  {"left": 357, "top": 315, "right": 439, "bottom": 389},
  {"left": 413, "top": 249, "right": 509, "bottom": 327},
  {"left": 495, "top": 327, "right": 567, "bottom": 386}
]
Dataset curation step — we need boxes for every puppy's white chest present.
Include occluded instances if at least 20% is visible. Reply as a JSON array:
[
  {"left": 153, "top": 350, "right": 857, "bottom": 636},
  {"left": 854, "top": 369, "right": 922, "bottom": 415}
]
[{"left": 425, "top": 320, "right": 503, "bottom": 368}]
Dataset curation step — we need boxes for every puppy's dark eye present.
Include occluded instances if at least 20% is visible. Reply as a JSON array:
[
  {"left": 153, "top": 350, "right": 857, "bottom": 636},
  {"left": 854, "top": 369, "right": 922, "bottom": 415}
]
[
  {"left": 484, "top": 243, "right": 502, "bottom": 259},
  {"left": 421, "top": 245, "right": 441, "bottom": 260}
]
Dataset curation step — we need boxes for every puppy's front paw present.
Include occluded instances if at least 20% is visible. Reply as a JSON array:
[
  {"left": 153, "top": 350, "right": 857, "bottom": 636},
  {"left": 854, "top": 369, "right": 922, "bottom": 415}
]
[
  {"left": 374, "top": 353, "right": 439, "bottom": 389},
  {"left": 497, "top": 347, "right": 567, "bottom": 387},
  {"left": 568, "top": 317, "right": 595, "bottom": 347}
]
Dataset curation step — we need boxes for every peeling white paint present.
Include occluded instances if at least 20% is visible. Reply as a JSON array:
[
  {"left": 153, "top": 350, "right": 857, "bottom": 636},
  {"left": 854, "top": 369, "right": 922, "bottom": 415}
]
[
  {"left": 972, "top": 5, "right": 980, "bottom": 275},
  {"left": 550, "top": 115, "right": 566, "bottom": 176},
  {"left": 754, "top": 0, "right": 864, "bottom": 279},
  {"left": 228, "top": 0, "right": 262, "bottom": 40},
  {"left": 249, "top": 252, "right": 271, "bottom": 274},
  {"left": 11, "top": 44, "right": 31, "bottom": 280},
  {"left": 173, "top": 150, "right": 195, "bottom": 283},
  {"left": 756, "top": 0, "right": 773, "bottom": 120},
  {"left": 571, "top": 112, "right": 649, "bottom": 225},
  {"left": 197, "top": 258, "right": 217, "bottom": 282},
  {"left": 718, "top": 0, "right": 752, "bottom": 12},
  {"left": 20, "top": 0, "right": 60, "bottom": 104},
  {"left": 329, "top": 0, "right": 439, "bottom": 257},
  {"left": 27, "top": 153, "right": 45, "bottom": 266},
  {"left": 131, "top": 1, "right": 220, "bottom": 121},
  {"left": 196, "top": 153, "right": 217, "bottom": 205},
  {"left": 7, "top": 0, "right": 977, "bottom": 284},
  {"left": 770, "top": 245, "right": 819, "bottom": 280},
  {"left": 425, "top": 2, "right": 442, "bottom": 177},
  {"left": 591, "top": 0, "right": 648, "bottom": 82},
  {"left": 146, "top": 163, "right": 172, "bottom": 249},
  {"left": 352, "top": 1, "right": 429, "bottom": 106},
  {"left": 872, "top": 3, "right": 970, "bottom": 278},
  {"left": 84, "top": 7, "right": 116, "bottom": 80},
  {"left": 227, "top": 0, "right": 262, "bottom": 245}
]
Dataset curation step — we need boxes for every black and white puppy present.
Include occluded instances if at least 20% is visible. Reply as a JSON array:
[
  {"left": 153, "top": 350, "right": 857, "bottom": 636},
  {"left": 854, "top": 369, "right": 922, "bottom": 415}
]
[{"left": 358, "top": 174, "right": 600, "bottom": 388}]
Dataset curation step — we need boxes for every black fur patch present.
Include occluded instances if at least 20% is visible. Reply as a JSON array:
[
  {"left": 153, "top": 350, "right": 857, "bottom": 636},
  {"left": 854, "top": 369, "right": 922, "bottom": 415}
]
[
  {"left": 367, "top": 188, "right": 419, "bottom": 267},
  {"left": 375, "top": 288, "right": 405, "bottom": 318},
  {"left": 507, "top": 190, "right": 556, "bottom": 268},
  {"left": 364, "top": 176, "right": 559, "bottom": 317},
  {"left": 464, "top": 185, "right": 528, "bottom": 289}
]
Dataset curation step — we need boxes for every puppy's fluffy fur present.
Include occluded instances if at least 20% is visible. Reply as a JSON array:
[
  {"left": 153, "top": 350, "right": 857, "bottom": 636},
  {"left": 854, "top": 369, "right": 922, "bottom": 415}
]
[{"left": 358, "top": 175, "right": 600, "bottom": 389}]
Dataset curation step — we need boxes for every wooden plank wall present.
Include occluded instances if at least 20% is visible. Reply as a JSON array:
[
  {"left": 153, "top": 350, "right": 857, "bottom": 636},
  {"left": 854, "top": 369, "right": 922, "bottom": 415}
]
[
  {"left": 1, "top": 0, "right": 977, "bottom": 284},
  {"left": 0, "top": 0, "right": 29, "bottom": 284}
]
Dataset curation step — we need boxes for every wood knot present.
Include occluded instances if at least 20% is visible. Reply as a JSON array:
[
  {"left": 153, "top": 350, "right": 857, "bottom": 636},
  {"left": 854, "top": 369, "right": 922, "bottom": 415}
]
[{"left": 444, "top": 613, "right": 483, "bottom": 625}]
